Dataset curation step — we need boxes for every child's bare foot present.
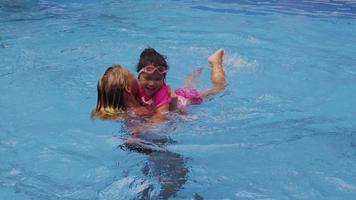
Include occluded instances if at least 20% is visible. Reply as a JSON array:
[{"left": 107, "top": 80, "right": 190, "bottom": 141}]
[{"left": 208, "top": 48, "right": 224, "bottom": 66}]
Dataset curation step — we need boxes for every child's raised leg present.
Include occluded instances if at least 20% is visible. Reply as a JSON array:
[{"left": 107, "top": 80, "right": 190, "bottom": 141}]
[
  {"left": 208, "top": 48, "right": 225, "bottom": 88},
  {"left": 200, "top": 48, "right": 226, "bottom": 97}
]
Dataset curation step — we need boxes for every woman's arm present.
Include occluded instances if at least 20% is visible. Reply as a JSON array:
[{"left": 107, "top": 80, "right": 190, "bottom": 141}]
[{"left": 129, "top": 103, "right": 169, "bottom": 136}]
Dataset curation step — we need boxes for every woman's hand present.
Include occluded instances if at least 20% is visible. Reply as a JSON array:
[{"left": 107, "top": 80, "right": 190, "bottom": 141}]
[{"left": 129, "top": 124, "right": 146, "bottom": 136}]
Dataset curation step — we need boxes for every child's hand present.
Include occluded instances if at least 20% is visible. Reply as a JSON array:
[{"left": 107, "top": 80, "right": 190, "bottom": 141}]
[{"left": 166, "top": 85, "right": 177, "bottom": 98}]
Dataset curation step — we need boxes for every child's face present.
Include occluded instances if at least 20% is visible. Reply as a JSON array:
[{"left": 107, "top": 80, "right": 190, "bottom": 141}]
[{"left": 138, "top": 71, "right": 164, "bottom": 97}]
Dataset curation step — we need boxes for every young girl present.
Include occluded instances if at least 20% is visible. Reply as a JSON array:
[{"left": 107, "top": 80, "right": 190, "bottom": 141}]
[
  {"left": 135, "top": 48, "right": 172, "bottom": 123},
  {"left": 135, "top": 48, "right": 219, "bottom": 122}
]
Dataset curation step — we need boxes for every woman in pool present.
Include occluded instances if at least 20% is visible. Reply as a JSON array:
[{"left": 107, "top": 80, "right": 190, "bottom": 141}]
[
  {"left": 90, "top": 64, "right": 151, "bottom": 119},
  {"left": 91, "top": 48, "right": 226, "bottom": 134}
]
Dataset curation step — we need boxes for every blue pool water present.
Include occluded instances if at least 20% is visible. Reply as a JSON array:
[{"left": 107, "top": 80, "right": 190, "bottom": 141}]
[{"left": 1, "top": 0, "right": 356, "bottom": 199}]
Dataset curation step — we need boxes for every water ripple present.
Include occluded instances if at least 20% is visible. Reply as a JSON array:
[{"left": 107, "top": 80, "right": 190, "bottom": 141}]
[{"left": 195, "top": 0, "right": 356, "bottom": 19}]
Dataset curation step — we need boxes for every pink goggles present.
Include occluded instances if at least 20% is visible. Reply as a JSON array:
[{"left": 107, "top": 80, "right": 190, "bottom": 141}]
[{"left": 138, "top": 65, "right": 167, "bottom": 75}]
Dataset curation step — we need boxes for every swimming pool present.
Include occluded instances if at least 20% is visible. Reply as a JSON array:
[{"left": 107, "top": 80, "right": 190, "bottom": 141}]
[{"left": 1, "top": 0, "right": 356, "bottom": 199}]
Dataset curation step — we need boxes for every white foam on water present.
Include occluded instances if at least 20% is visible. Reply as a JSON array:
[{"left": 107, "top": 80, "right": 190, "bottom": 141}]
[
  {"left": 98, "top": 177, "right": 154, "bottom": 200},
  {"left": 235, "top": 190, "right": 270, "bottom": 199},
  {"left": 325, "top": 177, "right": 356, "bottom": 192}
]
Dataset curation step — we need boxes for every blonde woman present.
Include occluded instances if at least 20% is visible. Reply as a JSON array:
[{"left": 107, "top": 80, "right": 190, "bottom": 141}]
[{"left": 91, "top": 64, "right": 152, "bottom": 119}]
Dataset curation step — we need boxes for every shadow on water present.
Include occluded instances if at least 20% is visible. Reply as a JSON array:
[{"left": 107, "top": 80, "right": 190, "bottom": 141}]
[{"left": 119, "top": 132, "right": 191, "bottom": 200}]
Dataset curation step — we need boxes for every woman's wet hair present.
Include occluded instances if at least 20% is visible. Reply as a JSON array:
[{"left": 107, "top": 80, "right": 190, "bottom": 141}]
[
  {"left": 136, "top": 48, "right": 169, "bottom": 77},
  {"left": 91, "top": 64, "right": 129, "bottom": 119}
]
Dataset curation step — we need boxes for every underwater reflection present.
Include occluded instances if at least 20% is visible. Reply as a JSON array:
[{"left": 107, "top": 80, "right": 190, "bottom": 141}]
[{"left": 120, "top": 133, "right": 188, "bottom": 200}]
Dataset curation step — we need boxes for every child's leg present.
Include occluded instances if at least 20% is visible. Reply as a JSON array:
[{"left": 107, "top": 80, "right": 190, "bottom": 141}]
[
  {"left": 208, "top": 48, "right": 225, "bottom": 88},
  {"left": 199, "top": 48, "right": 226, "bottom": 98}
]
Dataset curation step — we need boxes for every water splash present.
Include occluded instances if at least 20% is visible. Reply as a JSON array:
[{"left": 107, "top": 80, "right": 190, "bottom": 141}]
[{"left": 224, "top": 52, "right": 257, "bottom": 72}]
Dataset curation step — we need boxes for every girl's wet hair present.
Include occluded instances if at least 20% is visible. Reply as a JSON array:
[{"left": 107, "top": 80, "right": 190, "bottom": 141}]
[
  {"left": 91, "top": 64, "right": 129, "bottom": 119},
  {"left": 136, "top": 48, "right": 169, "bottom": 77}
]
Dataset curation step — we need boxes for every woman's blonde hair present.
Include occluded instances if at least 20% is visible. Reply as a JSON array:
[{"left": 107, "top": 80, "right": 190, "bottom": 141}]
[{"left": 91, "top": 64, "right": 130, "bottom": 119}]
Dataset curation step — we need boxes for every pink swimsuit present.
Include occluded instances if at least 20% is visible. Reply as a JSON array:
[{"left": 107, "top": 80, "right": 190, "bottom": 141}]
[
  {"left": 174, "top": 88, "right": 202, "bottom": 109},
  {"left": 137, "top": 83, "right": 172, "bottom": 108},
  {"left": 137, "top": 83, "right": 203, "bottom": 109}
]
